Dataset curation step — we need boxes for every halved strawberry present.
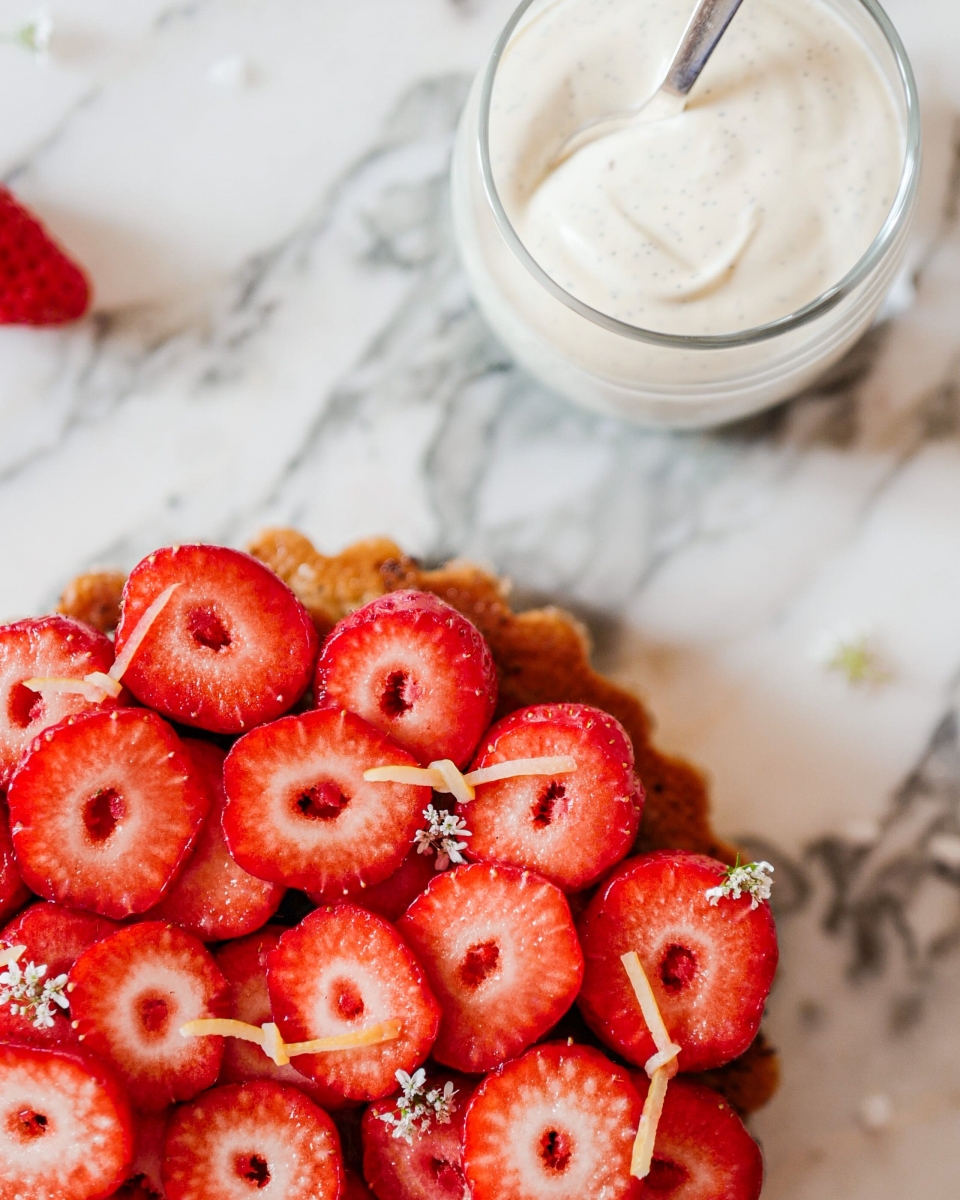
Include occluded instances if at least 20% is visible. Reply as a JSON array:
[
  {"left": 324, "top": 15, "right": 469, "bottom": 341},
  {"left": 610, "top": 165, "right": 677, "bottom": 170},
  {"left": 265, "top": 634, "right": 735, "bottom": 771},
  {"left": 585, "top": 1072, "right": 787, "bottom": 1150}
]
[
  {"left": 69, "top": 921, "right": 229, "bottom": 1112},
  {"left": 577, "top": 852, "right": 778, "bottom": 1072},
  {"left": 0, "top": 799, "right": 30, "bottom": 925},
  {"left": 362, "top": 1069, "right": 473, "bottom": 1200},
  {"left": 314, "top": 590, "right": 497, "bottom": 768},
  {"left": 7, "top": 709, "right": 210, "bottom": 919},
  {"left": 462, "top": 703, "right": 643, "bottom": 892},
  {"left": 461, "top": 1043, "right": 641, "bottom": 1200},
  {"left": 629, "top": 1074, "right": 763, "bottom": 1200},
  {"left": 396, "top": 863, "right": 583, "bottom": 1073},
  {"left": 214, "top": 926, "right": 345, "bottom": 1109},
  {"left": 0, "top": 616, "right": 120, "bottom": 787},
  {"left": 309, "top": 845, "right": 437, "bottom": 922},
  {"left": 223, "top": 708, "right": 427, "bottom": 895},
  {"left": 0, "top": 186, "right": 91, "bottom": 325},
  {"left": 0, "top": 1041, "right": 133, "bottom": 1200},
  {"left": 267, "top": 903, "right": 440, "bottom": 1102},
  {"left": 115, "top": 544, "right": 318, "bottom": 734},
  {"left": 0, "top": 901, "right": 120, "bottom": 1047},
  {"left": 162, "top": 1081, "right": 343, "bottom": 1200},
  {"left": 145, "top": 740, "right": 284, "bottom": 940}
]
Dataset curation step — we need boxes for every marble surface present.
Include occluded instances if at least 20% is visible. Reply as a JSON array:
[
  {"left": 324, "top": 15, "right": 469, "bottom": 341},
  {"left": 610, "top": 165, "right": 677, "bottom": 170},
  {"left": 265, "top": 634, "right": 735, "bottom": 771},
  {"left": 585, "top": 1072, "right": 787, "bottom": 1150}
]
[{"left": 2, "top": 0, "right": 960, "bottom": 1194}]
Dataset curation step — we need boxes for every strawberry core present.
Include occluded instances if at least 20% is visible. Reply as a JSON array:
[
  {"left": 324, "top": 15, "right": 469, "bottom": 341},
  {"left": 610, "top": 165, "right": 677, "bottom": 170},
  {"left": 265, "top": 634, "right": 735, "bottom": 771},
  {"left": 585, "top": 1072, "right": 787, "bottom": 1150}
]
[
  {"left": 137, "top": 995, "right": 171, "bottom": 1036},
  {"left": 236, "top": 1153, "right": 271, "bottom": 1189},
  {"left": 659, "top": 944, "right": 698, "bottom": 993},
  {"left": 188, "top": 607, "right": 232, "bottom": 653},
  {"left": 531, "top": 781, "right": 565, "bottom": 828},
  {"left": 646, "top": 1156, "right": 689, "bottom": 1195},
  {"left": 10, "top": 1108, "right": 48, "bottom": 1141},
  {"left": 458, "top": 941, "right": 500, "bottom": 988},
  {"left": 332, "top": 977, "right": 365, "bottom": 1021},
  {"left": 379, "top": 670, "right": 421, "bottom": 719},
  {"left": 539, "top": 1128, "right": 572, "bottom": 1173},
  {"left": 83, "top": 788, "right": 125, "bottom": 842},
  {"left": 7, "top": 682, "right": 43, "bottom": 729},
  {"left": 296, "top": 783, "right": 349, "bottom": 821}
]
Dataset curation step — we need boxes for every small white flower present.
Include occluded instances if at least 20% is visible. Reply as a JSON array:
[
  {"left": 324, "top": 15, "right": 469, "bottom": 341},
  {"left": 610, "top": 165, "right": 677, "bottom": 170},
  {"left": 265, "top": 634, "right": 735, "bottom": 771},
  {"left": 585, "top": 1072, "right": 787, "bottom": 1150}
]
[
  {"left": 0, "top": 955, "right": 69, "bottom": 1030},
  {"left": 414, "top": 805, "right": 471, "bottom": 871},
  {"left": 377, "top": 1067, "right": 458, "bottom": 1144},
  {"left": 705, "top": 858, "right": 774, "bottom": 910},
  {"left": 6, "top": 12, "right": 53, "bottom": 60},
  {"left": 810, "top": 626, "right": 891, "bottom": 687}
]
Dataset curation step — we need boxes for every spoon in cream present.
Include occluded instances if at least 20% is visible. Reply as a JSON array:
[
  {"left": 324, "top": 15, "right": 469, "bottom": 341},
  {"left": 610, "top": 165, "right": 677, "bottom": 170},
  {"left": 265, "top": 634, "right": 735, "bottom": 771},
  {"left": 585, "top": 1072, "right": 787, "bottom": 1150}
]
[{"left": 551, "top": 0, "right": 745, "bottom": 166}]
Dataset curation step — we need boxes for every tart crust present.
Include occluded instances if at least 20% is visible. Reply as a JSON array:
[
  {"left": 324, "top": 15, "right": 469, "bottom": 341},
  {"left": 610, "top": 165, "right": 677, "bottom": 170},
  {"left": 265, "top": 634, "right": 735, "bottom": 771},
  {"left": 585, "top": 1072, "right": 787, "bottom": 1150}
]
[{"left": 58, "top": 527, "right": 780, "bottom": 1115}]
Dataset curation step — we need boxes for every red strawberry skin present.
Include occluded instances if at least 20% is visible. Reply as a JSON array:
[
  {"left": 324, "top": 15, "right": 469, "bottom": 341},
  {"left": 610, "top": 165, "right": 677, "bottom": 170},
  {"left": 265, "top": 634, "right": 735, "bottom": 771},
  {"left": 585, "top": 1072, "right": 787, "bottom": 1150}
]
[
  {"left": 69, "top": 921, "right": 229, "bottom": 1112},
  {"left": 362, "top": 1069, "right": 473, "bottom": 1200},
  {"left": 214, "top": 926, "right": 345, "bottom": 1109},
  {"left": 396, "top": 863, "right": 583, "bottom": 1073},
  {"left": 162, "top": 1081, "right": 343, "bottom": 1200},
  {"left": 577, "top": 852, "right": 779, "bottom": 1072},
  {"left": 345, "top": 1169, "right": 377, "bottom": 1200},
  {"left": 115, "top": 544, "right": 318, "bottom": 734},
  {"left": 0, "top": 616, "right": 120, "bottom": 787},
  {"left": 145, "top": 740, "right": 284, "bottom": 940},
  {"left": 630, "top": 1074, "right": 763, "bottom": 1200},
  {"left": 315, "top": 590, "right": 497, "bottom": 768},
  {"left": 0, "top": 901, "right": 120, "bottom": 1047},
  {"left": 0, "top": 800, "right": 30, "bottom": 926},
  {"left": 0, "top": 1041, "right": 133, "bottom": 1200},
  {"left": 463, "top": 703, "right": 643, "bottom": 892},
  {"left": 223, "top": 708, "right": 427, "bottom": 894},
  {"left": 8, "top": 708, "right": 211, "bottom": 919},
  {"left": 309, "top": 844, "right": 437, "bottom": 921},
  {"left": 0, "top": 187, "right": 91, "bottom": 325},
  {"left": 462, "top": 1043, "right": 642, "bottom": 1200},
  {"left": 267, "top": 903, "right": 441, "bottom": 1102}
]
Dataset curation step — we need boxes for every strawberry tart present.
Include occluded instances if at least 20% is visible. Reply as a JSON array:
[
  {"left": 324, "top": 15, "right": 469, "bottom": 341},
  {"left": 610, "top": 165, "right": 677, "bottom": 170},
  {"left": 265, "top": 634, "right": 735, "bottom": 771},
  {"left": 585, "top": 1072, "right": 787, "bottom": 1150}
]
[{"left": 0, "top": 530, "right": 779, "bottom": 1200}]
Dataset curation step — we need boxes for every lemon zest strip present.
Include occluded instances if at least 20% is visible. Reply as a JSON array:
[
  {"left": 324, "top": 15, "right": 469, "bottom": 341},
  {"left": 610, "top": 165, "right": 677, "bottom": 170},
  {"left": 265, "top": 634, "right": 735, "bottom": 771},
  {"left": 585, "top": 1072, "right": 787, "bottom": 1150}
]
[{"left": 179, "top": 1017, "right": 402, "bottom": 1068}]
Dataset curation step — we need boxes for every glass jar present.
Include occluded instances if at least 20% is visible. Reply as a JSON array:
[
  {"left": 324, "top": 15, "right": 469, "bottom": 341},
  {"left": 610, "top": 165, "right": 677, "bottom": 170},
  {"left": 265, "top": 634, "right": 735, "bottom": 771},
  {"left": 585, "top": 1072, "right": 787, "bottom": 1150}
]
[{"left": 451, "top": 0, "right": 921, "bottom": 429}]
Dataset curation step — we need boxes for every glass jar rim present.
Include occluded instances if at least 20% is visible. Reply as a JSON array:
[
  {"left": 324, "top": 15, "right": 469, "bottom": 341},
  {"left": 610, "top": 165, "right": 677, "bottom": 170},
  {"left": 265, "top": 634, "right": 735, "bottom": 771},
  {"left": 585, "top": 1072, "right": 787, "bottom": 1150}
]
[{"left": 477, "top": 0, "right": 922, "bottom": 351}]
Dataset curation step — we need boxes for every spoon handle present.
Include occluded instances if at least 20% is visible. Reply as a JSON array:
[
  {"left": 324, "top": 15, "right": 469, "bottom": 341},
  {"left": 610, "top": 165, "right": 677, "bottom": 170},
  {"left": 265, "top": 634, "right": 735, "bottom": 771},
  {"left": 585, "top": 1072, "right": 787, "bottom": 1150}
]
[{"left": 662, "top": 0, "right": 745, "bottom": 98}]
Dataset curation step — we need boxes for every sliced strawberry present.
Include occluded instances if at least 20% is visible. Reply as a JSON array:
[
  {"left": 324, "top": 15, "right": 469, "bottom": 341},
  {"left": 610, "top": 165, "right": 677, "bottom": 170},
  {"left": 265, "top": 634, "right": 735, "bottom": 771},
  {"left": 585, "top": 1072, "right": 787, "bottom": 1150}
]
[
  {"left": 267, "top": 903, "right": 440, "bottom": 1102},
  {"left": 110, "top": 1109, "right": 169, "bottom": 1200},
  {"left": 69, "top": 921, "right": 229, "bottom": 1112},
  {"left": 145, "top": 741, "right": 284, "bottom": 940},
  {"left": 629, "top": 1075, "right": 763, "bottom": 1200},
  {"left": 462, "top": 703, "right": 643, "bottom": 892},
  {"left": 0, "top": 616, "right": 120, "bottom": 787},
  {"left": 115, "top": 544, "right": 318, "bottom": 734},
  {"left": 309, "top": 845, "right": 437, "bottom": 922},
  {"left": 396, "top": 863, "right": 583, "bottom": 1073},
  {"left": 314, "top": 590, "right": 497, "bottom": 767},
  {"left": 223, "top": 708, "right": 427, "bottom": 895},
  {"left": 0, "top": 186, "right": 91, "bottom": 325},
  {"left": 0, "top": 1041, "right": 133, "bottom": 1200},
  {"left": 162, "top": 1081, "right": 343, "bottom": 1200},
  {"left": 7, "top": 709, "right": 210, "bottom": 918},
  {"left": 462, "top": 1043, "right": 642, "bottom": 1200},
  {"left": 0, "top": 799, "right": 30, "bottom": 925},
  {"left": 577, "top": 852, "right": 779, "bottom": 1072},
  {"left": 362, "top": 1069, "right": 473, "bottom": 1200},
  {"left": 0, "top": 901, "right": 120, "bottom": 1047},
  {"left": 214, "top": 926, "right": 345, "bottom": 1109}
]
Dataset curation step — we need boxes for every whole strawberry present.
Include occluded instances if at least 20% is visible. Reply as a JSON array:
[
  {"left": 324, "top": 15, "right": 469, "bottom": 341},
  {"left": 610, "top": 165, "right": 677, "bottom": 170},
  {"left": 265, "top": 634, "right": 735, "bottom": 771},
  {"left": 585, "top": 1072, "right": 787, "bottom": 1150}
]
[{"left": 0, "top": 187, "right": 91, "bottom": 325}]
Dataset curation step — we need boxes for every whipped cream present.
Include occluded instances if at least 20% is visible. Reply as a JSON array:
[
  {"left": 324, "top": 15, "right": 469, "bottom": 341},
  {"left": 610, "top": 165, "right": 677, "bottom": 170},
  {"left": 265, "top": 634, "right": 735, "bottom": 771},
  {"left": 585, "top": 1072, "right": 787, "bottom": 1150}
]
[{"left": 489, "top": 0, "right": 904, "bottom": 336}]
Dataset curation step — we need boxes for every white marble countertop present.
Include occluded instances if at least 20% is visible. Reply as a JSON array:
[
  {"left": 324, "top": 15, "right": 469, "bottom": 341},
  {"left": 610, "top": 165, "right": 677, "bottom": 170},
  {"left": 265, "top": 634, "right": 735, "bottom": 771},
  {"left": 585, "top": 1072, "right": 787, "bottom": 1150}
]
[{"left": 2, "top": 1, "right": 959, "bottom": 1195}]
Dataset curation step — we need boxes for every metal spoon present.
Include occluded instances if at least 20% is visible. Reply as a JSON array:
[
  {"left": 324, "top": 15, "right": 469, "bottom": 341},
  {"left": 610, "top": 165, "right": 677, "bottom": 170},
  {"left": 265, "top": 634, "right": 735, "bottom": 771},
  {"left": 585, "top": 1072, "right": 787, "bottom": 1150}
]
[{"left": 552, "top": 0, "right": 745, "bottom": 166}]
